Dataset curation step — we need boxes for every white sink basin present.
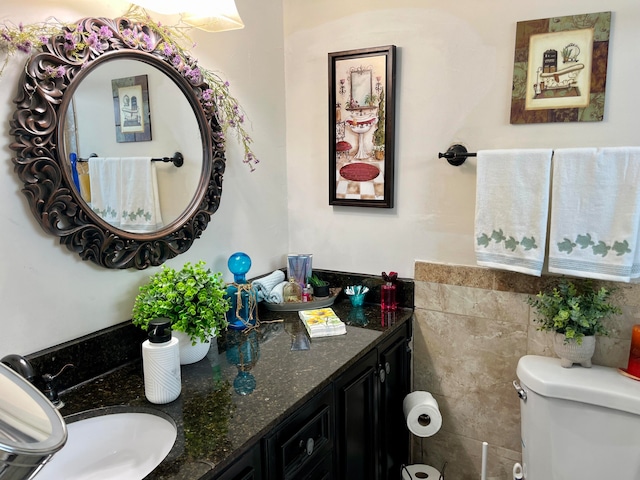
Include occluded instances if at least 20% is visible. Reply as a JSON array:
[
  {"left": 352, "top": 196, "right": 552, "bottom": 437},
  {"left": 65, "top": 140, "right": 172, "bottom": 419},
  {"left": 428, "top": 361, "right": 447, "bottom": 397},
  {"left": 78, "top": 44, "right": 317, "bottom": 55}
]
[{"left": 36, "top": 409, "right": 177, "bottom": 480}]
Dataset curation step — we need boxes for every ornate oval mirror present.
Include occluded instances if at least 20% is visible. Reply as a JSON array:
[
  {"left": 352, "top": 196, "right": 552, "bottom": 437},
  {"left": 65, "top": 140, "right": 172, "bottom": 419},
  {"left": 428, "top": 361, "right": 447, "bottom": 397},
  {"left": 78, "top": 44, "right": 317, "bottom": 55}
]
[{"left": 9, "top": 16, "right": 226, "bottom": 269}]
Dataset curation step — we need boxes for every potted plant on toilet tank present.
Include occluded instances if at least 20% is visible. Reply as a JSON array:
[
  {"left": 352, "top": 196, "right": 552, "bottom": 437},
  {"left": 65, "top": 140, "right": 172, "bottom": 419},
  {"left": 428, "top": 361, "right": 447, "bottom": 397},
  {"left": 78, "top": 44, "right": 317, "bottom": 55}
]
[
  {"left": 132, "top": 260, "right": 230, "bottom": 364},
  {"left": 527, "top": 278, "right": 621, "bottom": 368}
]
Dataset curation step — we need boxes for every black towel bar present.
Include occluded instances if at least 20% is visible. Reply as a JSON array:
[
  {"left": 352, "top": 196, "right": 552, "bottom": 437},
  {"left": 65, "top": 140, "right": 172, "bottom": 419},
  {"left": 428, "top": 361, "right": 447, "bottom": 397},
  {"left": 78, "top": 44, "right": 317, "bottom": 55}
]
[
  {"left": 438, "top": 144, "right": 476, "bottom": 166},
  {"left": 76, "top": 151, "right": 184, "bottom": 168}
]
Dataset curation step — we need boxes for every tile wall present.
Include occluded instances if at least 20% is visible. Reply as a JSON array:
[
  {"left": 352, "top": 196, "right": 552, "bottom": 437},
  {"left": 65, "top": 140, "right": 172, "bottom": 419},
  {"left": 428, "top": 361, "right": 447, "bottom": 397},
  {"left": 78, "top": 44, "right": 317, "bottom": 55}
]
[{"left": 412, "top": 261, "right": 640, "bottom": 480}]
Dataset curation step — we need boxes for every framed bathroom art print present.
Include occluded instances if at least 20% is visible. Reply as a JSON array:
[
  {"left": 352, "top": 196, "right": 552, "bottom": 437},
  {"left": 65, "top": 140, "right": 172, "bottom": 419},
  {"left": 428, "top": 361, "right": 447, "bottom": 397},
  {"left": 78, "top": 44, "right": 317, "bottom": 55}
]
[
  {"left": 510, "top": 11, "right": 611, "bottom": 124},
  {"left": 111, "top": 74, "right": 152, "bottom": 142},
  {"left": 329, "top": 45, "right": 396, "bottom": 208}
]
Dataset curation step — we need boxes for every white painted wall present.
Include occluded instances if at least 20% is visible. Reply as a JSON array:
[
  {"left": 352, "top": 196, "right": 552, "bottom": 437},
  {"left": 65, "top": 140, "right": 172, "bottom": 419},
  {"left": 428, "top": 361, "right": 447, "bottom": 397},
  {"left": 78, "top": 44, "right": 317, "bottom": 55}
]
[
  {"left": 284, "top": 0, "right": 640, "bottom": 278},
  {"left": 2, "top": 0, "right": 640, "bottom": 356},
  {"left": 0, "top": 0, "right": 287, "bottom": 355}
]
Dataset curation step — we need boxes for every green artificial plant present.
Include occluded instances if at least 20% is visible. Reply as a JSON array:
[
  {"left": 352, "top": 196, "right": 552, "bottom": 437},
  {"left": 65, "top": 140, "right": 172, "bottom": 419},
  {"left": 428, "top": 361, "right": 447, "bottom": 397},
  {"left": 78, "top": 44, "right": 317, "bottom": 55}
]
[
  {"left": 132, "top": 261, "right": 230, "bottom": 344},
  {"left": 527, "top": 278, "right": 621, "bottom": 344},
  {"left": 308, "top": 273, "right": 329, "bottom": 287}
]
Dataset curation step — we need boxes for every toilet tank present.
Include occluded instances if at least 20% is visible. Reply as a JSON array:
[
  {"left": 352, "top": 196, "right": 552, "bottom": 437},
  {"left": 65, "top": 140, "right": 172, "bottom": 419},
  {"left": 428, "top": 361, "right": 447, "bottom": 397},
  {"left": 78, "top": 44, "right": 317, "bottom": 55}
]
[{"left": 516, "top": 355, "right": 640, "bottom": 480}]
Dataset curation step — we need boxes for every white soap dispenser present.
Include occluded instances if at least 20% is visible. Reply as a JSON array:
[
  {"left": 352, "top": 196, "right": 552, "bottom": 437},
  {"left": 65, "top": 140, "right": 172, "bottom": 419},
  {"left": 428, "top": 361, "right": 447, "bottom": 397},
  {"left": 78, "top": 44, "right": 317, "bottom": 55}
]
[{"left": 142, "top": 318, "right": 181, "bottom": 404}]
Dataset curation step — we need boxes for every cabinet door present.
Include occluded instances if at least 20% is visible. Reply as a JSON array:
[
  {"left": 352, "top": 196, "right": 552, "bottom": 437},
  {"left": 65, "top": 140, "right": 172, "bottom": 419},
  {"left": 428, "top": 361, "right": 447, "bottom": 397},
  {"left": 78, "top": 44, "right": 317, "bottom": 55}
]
[
  {"left": 378, "top": 327, "right": 411, "bottom": 480},
  {"left": 334, "top": 349, "right": 379, "bottom": 480},
  {"left": 213, "top": 442, "right": 262, "bottom": 480}
]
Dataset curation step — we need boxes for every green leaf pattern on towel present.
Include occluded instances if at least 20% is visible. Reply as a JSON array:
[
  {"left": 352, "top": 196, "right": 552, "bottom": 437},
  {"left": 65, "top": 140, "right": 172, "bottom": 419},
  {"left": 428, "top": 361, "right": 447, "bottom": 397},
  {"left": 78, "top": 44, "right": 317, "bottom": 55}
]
[
  {"left": 92, "top": 206, "right": 154, "bottom": 223},
  {"left": 556, "top": 234, "right": 632, "bottom": 257},
  {"left": 613, "top": 240, "right": 632, "bottom": 256},
  {"left": 92, "top": 205, "right": 118, "bottom": 220},
  {"left": 575, "top": 233, "right": 594, "bottom": 249},
  {"left": 477, "top": 229, "right": 538, "bottom": 252},
  {"left": 122, "top": 208, "right": 151, "bottom": 222}
]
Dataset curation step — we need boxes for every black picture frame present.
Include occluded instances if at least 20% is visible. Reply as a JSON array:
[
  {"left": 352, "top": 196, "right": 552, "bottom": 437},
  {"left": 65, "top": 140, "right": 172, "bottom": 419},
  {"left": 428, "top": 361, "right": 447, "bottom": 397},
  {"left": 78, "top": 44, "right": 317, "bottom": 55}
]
[
  {"left": 329, "top": 45, "right": 396, "bottom": 208},
  {"left": 112, "top": 74, "right": 152, "bottom": 142}
]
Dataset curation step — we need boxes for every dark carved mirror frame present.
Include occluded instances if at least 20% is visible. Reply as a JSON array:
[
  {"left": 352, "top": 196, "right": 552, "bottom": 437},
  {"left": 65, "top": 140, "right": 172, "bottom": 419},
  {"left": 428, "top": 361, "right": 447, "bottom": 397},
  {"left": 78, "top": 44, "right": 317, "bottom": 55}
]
[{"left": 9, "top": 16, "right": 226, "bottom": 269}]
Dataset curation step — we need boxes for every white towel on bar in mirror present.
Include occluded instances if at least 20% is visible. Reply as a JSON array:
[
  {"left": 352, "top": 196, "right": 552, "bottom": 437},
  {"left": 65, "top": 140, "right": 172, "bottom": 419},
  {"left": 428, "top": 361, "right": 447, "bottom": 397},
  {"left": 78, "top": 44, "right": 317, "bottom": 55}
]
[
  {"left": 475, "top": 149, "right": 553, "bottom": 276},
  {"left": 88, "top": 157, "right": 123, "bottom": 226},
  {"left": 548, "top": 147, "right": 640, "bottom": 282},
  {"left": 89, "top": 157, "right": 163, "bottom": 233}
]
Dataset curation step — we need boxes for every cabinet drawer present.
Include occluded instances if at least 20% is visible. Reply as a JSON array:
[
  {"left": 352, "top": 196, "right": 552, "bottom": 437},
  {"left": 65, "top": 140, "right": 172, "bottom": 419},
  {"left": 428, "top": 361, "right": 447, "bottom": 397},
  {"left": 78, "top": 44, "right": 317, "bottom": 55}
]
[
  {"left": 299, "top": 451, "right": 333, "bottom": 480},
  {"left": 265, "top": 385, "right": 334, "bottom": 480},
  {"left": 212, "top": 442, "right": 262, "bottom": 480}
]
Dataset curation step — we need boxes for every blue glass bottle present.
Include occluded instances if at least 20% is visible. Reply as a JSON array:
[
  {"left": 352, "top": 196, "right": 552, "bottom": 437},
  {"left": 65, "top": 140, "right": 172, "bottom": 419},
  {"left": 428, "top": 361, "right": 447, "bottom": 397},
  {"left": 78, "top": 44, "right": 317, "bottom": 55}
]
[
  {"left": 226, "top": 329, "right": 260, "bottom": 395},
  {"left": 225, "top": 252, "right": 258, "bottom": 330}
]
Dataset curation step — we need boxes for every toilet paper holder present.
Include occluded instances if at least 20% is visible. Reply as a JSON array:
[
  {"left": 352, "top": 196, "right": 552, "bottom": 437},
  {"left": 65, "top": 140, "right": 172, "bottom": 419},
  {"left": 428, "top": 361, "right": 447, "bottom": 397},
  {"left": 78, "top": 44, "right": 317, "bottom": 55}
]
[
  {"left": 403, "top": 391, "right": 442, "bottom": 438},
  {"left": 418, "top": 413, "right": 432, "bottom": 427}
]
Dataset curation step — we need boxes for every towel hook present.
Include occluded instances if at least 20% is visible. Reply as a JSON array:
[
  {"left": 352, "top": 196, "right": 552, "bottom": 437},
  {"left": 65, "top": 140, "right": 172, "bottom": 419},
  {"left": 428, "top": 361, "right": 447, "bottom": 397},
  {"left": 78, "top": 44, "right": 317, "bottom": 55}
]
[{"left": 438, "top": 144, "right": 477, "bottom": 166}]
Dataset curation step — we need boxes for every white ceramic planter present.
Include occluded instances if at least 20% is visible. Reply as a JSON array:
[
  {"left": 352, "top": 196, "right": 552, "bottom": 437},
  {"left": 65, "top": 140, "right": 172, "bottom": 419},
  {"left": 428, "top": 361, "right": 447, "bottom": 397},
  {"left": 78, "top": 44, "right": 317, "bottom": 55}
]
[
  {"left": 553, "top": 333, "right": 596, "bottom": 368},
  {"left": 172, "top": 330, "right": 212, "bottom": 365}
]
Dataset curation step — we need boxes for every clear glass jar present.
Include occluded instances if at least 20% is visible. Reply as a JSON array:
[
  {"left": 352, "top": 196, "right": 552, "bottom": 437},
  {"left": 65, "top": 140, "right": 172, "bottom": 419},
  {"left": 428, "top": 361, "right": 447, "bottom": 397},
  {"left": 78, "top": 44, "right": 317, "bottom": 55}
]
[{"left": 283, "top": 278, "right": 302, "bottom": 303}]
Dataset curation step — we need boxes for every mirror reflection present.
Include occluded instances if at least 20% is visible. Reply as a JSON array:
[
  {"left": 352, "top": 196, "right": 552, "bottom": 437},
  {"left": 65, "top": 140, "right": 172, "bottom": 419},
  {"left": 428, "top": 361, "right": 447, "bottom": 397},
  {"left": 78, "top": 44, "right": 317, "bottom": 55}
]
[
  {"left": 350, "top": 67, "right": 373, "bottom": 108},
  {"left": 64, "top": 59, "right": 203, "bottom": 233},
  {"left": 10, "top": 15, "right": 226, "bottom": 269}
]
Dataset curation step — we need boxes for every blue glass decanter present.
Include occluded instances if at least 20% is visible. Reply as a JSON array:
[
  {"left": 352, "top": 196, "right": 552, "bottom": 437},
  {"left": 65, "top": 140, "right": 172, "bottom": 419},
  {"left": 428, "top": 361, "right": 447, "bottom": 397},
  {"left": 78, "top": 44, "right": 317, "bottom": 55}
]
[
  {"left": 225, "top": 252, "right": 258, "bottom": 330},
  {"left": 225, "top": 329, "right": 260, "bottom": 396}
]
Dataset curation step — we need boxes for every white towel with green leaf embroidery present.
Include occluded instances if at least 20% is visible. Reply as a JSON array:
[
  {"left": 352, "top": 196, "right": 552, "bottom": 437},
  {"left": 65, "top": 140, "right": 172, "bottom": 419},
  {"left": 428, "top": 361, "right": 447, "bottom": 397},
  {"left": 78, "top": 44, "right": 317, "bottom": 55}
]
[
  {"left": 549, "top": 147, "right": 640, "bottom": 282},
  {"left": 119, "top": 157, "right": 163, "bottom": 233},
  {"left": 475, "top": 149, "right": 553, "bottom": 276},
  {"left": 89, "top": 157, "right": 163, "bottom": 233},
  {"left": 89, "top": 157, "right": 122, "bottom": 226}
]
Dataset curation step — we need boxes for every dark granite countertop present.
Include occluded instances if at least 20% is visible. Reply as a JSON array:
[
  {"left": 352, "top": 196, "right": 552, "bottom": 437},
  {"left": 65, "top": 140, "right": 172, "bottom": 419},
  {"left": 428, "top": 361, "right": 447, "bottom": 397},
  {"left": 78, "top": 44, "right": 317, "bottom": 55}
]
[{"left": 58, "top": 300, "right": 413, "bottom": 479}]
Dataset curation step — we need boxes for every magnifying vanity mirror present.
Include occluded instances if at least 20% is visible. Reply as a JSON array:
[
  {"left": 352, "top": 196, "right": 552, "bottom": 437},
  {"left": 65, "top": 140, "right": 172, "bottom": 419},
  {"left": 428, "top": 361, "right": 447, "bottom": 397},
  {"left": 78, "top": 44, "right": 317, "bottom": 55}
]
[{"left": 10, "top": 16, "right": 226, "bottom": 269}]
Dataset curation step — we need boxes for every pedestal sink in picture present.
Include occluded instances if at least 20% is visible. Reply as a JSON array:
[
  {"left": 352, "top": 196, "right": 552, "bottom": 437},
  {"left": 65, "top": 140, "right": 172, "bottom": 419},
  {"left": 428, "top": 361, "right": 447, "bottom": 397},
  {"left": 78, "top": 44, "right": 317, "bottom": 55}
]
[{"left": 347, "top": 117, "right": 377, "bottom": 159}]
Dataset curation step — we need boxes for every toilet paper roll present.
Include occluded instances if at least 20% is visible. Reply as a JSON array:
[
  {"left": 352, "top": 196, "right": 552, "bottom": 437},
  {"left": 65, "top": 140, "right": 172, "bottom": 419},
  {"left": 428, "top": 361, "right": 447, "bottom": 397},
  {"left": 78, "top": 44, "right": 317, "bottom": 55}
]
[
  {"left": 403, "top": 391, "right": 442, "bottom": 437},
  {"left": 401, "top": 464, "right": 441, "bottom": 480}
]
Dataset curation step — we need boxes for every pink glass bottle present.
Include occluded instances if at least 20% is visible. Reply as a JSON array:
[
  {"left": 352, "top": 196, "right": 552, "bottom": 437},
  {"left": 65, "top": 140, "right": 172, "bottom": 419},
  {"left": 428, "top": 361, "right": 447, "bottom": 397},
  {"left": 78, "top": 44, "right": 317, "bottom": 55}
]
[{"left": 381, "top": 283, "right": 397, "bottom": 311}]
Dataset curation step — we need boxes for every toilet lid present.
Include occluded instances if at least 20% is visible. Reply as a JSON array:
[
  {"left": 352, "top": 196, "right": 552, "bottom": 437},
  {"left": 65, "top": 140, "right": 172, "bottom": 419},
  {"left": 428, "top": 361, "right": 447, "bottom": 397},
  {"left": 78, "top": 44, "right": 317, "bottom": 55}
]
[{"left": 401, "top": 464, "right": 441, "bottom": 480}]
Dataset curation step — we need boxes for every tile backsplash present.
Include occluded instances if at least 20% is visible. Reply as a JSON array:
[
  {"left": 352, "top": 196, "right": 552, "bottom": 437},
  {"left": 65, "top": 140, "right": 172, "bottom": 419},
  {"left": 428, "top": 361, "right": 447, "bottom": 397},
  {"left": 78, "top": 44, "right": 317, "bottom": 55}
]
[{"left": 412, "top": 261, "right": 639, "bottom": 480}]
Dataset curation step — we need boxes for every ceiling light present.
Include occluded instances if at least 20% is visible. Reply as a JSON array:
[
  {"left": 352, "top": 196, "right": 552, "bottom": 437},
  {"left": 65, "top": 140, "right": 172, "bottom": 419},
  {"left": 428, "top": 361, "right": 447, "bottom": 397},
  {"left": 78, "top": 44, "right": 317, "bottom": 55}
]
[{"left": 129, "top": 0, "right": 245, "bottom": 32}]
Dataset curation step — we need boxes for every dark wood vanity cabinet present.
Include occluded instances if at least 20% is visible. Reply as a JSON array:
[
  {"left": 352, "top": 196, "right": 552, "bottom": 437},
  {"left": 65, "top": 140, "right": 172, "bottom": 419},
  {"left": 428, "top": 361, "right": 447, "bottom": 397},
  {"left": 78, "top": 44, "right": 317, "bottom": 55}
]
[
  {"left": 264, "top": 385, "right": 335, "bottom": 480},
  {"left": 213, "top": 385, "right": 335, "bottom": 480},
  {"left": 214, "top": 444, "right": 263, "bottom": 480},
  {"left": 213, "top": 322, "right": 411, "bottom": 480},
  {"left": 334, "top": 324, "right": 412, "bottom": 480}
]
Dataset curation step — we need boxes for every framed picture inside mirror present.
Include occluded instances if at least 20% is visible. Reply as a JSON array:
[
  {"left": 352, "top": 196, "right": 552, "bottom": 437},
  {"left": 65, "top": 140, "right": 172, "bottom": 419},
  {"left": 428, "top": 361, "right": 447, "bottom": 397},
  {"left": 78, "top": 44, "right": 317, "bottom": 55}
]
[
  {"left": 329, "top": 45, "right": 396, "bottom": 208},
  {"left": 112, "top": 74, "right": 152, "bottom": 142}
]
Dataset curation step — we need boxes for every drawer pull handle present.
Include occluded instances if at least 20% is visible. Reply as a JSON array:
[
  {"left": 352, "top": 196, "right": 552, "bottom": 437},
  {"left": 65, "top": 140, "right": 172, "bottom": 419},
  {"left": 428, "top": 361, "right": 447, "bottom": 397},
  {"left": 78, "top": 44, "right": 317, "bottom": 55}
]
[
  {"left": 306, "top": 437, "right": 314, "bottom": 455},
  {"left": 379, "top": 367, "right": 386, "bottom": 383}
]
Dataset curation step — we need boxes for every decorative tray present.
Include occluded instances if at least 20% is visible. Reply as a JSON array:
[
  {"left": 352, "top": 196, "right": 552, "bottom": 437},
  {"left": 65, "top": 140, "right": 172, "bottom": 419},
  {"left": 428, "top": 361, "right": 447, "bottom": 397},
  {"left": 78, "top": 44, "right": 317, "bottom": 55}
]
[{"left": 262, "top": 288, "right": 342, "bottom": 312}]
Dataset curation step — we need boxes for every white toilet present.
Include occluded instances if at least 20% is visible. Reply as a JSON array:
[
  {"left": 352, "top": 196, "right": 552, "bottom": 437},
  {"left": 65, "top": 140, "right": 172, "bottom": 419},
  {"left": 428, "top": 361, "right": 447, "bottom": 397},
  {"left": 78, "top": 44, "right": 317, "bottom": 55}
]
[{"left": 515, "top": 355, "right": 640, "bottom": 479}]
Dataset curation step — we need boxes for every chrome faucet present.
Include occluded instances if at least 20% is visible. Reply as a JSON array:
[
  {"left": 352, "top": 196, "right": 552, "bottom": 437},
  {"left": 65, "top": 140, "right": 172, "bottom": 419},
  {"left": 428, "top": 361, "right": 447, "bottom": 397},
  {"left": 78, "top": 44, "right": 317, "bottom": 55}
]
[{"left": 1, "top": 354, "right": 74, "bottom": 409}]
